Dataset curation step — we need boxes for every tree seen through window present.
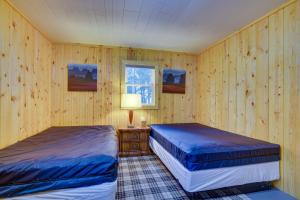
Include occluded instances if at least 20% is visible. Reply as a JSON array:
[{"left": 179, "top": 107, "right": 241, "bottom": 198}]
[{"left": 125, "top": 65, "right": 155, "bottom": 106}]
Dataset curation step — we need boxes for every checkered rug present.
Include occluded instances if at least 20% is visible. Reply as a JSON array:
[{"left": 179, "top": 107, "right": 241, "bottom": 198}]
[{"left": 116, "top": 155, "right": 251, "bottom": 200}]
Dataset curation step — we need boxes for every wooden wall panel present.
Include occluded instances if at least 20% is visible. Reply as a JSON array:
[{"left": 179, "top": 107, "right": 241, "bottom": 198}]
[
  {"left": 283, "top": 2, "right": 298, "bottom": 195},
  {"left": 255, "top": 18, "right": 269, "bottom": 141},
  {"left": 295, "top": 1, "right": 300, "bottom": 198},
  {"left": 226, "top": 35, "right": 238, "bottom": 133},
  {"left": 1, "top": 0, "right": 299, "bottom": 198},
  {"left": 269, "top": 8, "right": 284, "bottom": 189},
  {"left": 220, "top": 43, "right": 229, "bottom": 130},
  {"left": 236, "top": 30, "right": 246, "bottom": 135},
  {"left": 51, "top": 44, "right": 197, "bottom": 128},
  {"left": 196, "top": 52, "right": 210, "bottom": 125},
  {"left": 215, "top": 43, "right": 225, "bottom": 129},
  {"left": 244, "top": 25, "right": 256, "bottom": 138},
  {"left": 209, "top": 49, "right": 217, "bottom": 126},
  {"left": 0, "top": 0, "right": 52, "bottom": 149},
  {"left": 197, "top": 1, "right": 300, "bottom": 198}
]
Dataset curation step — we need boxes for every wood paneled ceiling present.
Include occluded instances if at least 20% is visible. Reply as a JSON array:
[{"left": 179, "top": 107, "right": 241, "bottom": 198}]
[{"left": 11, "top": 0, "right": 286, "bottom": 53}]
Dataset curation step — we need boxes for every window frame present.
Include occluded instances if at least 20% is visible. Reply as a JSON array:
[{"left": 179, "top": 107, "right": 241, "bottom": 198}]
[{"left": 121, "top": 60, "right": 159, "bottom": 110}]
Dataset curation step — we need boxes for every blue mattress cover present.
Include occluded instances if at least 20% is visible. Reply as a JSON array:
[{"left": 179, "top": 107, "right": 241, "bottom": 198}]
[
  {"left": 0, "top": 126, "right": 118, "bottom": 198},
  {"left": 150, "top": 123, "right": 280, "bottom": 171}
]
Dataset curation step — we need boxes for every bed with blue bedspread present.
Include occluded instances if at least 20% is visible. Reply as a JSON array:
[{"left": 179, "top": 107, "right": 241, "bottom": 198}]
[
  {"left": 0, "top": 126, "right": 118, "bottom": 199},
  {"left": 149, "top": 123, "right": 280, "bottom": 196}
]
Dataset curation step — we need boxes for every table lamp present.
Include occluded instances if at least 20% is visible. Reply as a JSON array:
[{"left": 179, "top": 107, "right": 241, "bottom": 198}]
[{"left": 121, "top": 94, "right": 142, "bottom": 128}]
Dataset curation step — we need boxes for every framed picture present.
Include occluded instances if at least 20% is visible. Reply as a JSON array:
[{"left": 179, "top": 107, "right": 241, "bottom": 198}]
[
  {"left": 162, "top": 68, "right": 186, "bottom": 94},
  {"left": 68, "top": 64, "right": 97, "bottom": 91}
]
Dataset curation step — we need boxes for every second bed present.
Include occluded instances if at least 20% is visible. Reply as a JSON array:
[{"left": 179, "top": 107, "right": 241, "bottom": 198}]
[{"left": 149, "top": 123, "right": 280, "bottom": 194}]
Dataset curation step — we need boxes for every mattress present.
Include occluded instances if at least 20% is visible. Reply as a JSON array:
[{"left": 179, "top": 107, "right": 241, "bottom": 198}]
[
  {"left": 150, "top": 136, "right": 279, "bottom": 192},
  {"left": 6, "top": 180, "right": 117, "bottom": 200},
  {"left": 150, "top": 123, "right": 280, "bottom": 171},
  {"left": 0, "top": 126, "right": 118, "bottom": 198}
]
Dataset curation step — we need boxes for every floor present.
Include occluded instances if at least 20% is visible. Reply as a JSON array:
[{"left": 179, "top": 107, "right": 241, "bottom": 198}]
[
  {"left": 116, "top": 155, "right": 296, "bottom": 200},
  {"left": 247, "top": 189, "right": 296, "bottom": 200}
]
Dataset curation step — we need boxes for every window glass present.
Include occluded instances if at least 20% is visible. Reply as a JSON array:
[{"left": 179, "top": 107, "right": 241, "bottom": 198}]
[{"left": 125, "top": 65, "right": 155, "bottom": 106}]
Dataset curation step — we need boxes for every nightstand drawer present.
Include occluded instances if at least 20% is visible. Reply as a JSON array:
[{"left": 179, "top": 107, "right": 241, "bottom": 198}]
[
  {"left": 118, "top": 127, "right": 152, "bottom": 157},
  {"left": 139, "top": 131, "right": 149, "bottom": 141},
  {"left": 121, "top": 142, "right": 141, "bottom": 152},
  {"left": 139, "top": 142, "right": 149, "bottom": 151},
  {"left": 121, "top": 132, "right": 140, "bottom": 142}
]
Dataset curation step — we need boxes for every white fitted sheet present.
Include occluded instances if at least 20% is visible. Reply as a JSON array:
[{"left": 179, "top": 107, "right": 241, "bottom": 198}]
[
  {"left": 6, "top": 180, "right": 117, "bottom": 200},
  {"left": 149, "top": 136, "right": 280, "bottom": 192}
]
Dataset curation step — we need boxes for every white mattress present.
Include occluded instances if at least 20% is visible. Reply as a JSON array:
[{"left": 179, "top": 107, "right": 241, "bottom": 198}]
[
  {"left": 149, "top": 136, "right": 280, "bottom": 193},
  {"left": 6, "top": 180, "right": 117, "bottom": 200}
]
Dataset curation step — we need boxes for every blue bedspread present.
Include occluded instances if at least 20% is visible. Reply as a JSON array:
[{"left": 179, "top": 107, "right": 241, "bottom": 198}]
[
  {"left": 150, "top": 123, "right": 280, "bottom": 171},
  {"left": 0, "top": 126, "right": 118, "bottom": 198}
]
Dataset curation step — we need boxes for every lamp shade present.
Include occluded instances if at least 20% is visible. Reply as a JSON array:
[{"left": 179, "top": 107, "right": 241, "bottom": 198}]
[{"left": 121, "top": 94, "right": 142, "bottom": 109}]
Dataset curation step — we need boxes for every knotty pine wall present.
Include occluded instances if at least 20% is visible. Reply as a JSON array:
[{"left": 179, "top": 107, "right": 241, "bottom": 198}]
[
  {"left": 1, "top": 0, "right": 299, "bottom": 198},
  {"left": 0, "top": 0, "right": 52, "bottom": 149},
  {"left": 51, "top": 44, "right": 197, "bottom": 128},
  {"left": 197, "top": 0, "right": 300, "bottom": 198}
]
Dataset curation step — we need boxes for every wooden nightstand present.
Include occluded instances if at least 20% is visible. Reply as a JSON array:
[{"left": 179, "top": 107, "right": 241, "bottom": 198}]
[{"left": 118, "top": 127, "right": 151, "bottom": 157}]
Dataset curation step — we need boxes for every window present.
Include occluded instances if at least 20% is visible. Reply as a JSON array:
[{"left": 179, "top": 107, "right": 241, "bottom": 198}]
[{"left": 122, "top": 60, "right": 159, "bottom": 109}]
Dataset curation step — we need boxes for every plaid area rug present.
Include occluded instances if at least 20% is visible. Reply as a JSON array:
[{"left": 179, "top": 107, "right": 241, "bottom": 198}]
[{"left": 116, "top": 155, "right": 251, "bottom": 200}]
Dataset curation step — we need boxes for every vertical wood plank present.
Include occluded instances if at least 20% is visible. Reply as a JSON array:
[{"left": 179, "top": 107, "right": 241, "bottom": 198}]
[
  {"left": 209, "top": 49, "right": 216, "bottom": 126},
  {"left": 283, "top": 3, "right": 297, "bottom": 195},
  {"left": 236, "top": 30, "right": 247, "bottom": 135},
  {"left": 295, "top": 0, "right": 300, "bottom": 198},
  {"left": 0, "top": 1, "right": 11, "bottom": 147},
  {"left": 245, "top": 25, "right": 256, "bottom": 138},
  {"left": 203, "top": 51, "right": 209, "bottom": 124},
  {"left": 255, "top": 18, "right": 269, "bottom": 140},
  {"left": 215, "top": 43, "right": 225, "bottom": 129},
  {"left": 269, "top": 9, "right": 284, "bottom": 188},
  {"left": 226, "top": 35, "right": 238, "bottom": 132},
  {"left": 220, "top": 42, "right": 229, "bottom": 130}
]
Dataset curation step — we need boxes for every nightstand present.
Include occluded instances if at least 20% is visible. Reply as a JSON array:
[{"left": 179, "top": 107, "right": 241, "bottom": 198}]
[{"left": 118, "top": 127, "right": 151, "bottom": 157}]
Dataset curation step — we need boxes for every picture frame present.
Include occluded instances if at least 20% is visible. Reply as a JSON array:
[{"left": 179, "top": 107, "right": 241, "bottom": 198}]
[{"left": 68, "top": 64, "right": 97, "bottom": 91}]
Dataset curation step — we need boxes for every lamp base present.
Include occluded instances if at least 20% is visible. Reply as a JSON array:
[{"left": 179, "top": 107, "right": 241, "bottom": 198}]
[{"left": 128, "top": 110, "right": 134, "bottom": 128}]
